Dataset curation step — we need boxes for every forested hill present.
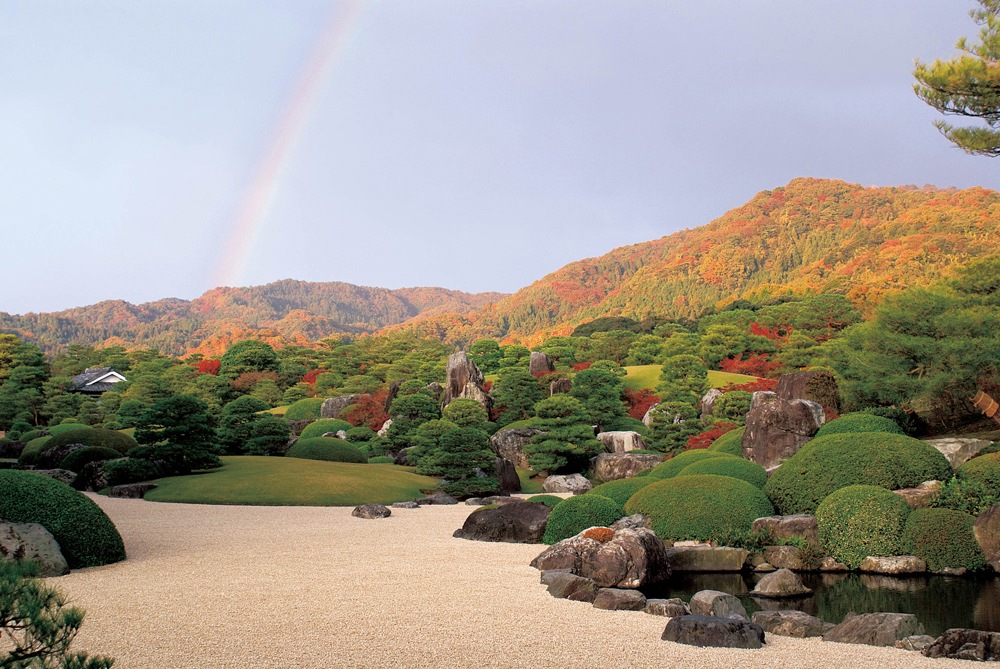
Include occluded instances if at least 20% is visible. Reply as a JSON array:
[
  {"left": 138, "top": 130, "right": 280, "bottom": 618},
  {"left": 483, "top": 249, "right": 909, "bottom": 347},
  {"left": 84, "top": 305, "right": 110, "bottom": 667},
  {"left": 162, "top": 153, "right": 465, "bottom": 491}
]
[
  {"left": 389, "top": 178, "right": 1000, "bottom": 345},
  {"left": 0, "top": 280, "right": 506, "bottom": 356}
]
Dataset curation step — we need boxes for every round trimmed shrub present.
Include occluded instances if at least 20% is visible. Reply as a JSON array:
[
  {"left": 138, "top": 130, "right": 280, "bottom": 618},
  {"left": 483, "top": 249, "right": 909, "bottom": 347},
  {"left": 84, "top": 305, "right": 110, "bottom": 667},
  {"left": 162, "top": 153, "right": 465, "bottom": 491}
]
[
  {"left": 283, "top": 398, "right": 325, "bottom": 421},
  {"left": 47, "top": 422, "right": 91, "bottom": 436},
  {"left": 60, "top": 446, "right": 122, "bottom": 473},
  {"left": 285, "top": 437, "right": 366, "bottom": 463},
  {"left": 367, "top": 455, "right": 394, "bottom": 464},
  {"left": 707, "top": 426, "right": 745, "bottom": 456},
  {"left": 816, "top": 485, "right": 910, "bottom": 569},
  {"left": 542, "top": 494, "right": 626, "bottom": 545},
  {"left": 345, "top": 426, "right": 377, "bottom": 443},
  {"left": 103, "top": 458, "right": 161, "bottom": 487},
  {"left": 586, "top": 477, "right": 656, "bottom": 507},
  {"left": 526, "top": 494, "right": 563, "bottom": 508},
  {"left": 815, "top": 412, "right": 904, "bottom": 438},
  {"left": 763, "top": 433, "right": 952, "bottom": 515},
  {"left": 902, "top": 508, "right": 986, "bottom": 571},
  {"left": 0, "top": 470, "right": 125, "bottom": 568},
  {"left": 647, "top": 449, "right": 731, "bottom": 480},
  {"left": 299, "top": 419, "right": 354, "bottom": 440},
  {"left": 958, "top": 453, "right": 1000, "bottom": 494},
  {"left": 20, "top": 429, "right": 46, "bottom": 442},
  {"left": 625, "top": 474, "right": 774, "bottom": 543},
  {"left": 40, "top": 428, "right": 138, "bottom": 457},
  {"left": 17, "top": 436, "right": 52, "bottom": 466},
  {"left": 677, "top": 456, "right": 768, "bottom": 489}
]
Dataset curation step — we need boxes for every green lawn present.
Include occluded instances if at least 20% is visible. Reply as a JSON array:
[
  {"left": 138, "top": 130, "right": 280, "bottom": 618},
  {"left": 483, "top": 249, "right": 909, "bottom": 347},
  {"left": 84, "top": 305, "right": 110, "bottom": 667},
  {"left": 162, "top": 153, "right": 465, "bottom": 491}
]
[
  {"left": 623, "top": 365, "right": 758, "bottom": 391},
  {"left": 516, "top": 467, "right": 544, "bottom": 494},
  {"left": 143, "top": 456, "right": 439, "bottom": 506}
]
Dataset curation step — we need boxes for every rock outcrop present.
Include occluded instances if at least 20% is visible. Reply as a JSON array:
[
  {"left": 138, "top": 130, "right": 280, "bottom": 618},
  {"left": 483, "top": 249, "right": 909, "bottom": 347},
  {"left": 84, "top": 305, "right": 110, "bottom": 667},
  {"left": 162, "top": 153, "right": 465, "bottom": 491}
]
[
  {"left": 775, "top": 369, "right": 841, "bottom": 413},
  {"left": 454, "top": 501, "right": 550, "bottom": 543},
  {"left": 925, "top": 438, "right": 992, "bottom": 469},
  {"left": 442, "top": 351, "right": 492, "bottom": 413},
  {"left": 596, "top": 431, "right": 648, "bottom": 454},
  {"left": 320, "top": 394, "right": 359, "bottom": 419},
  {"left": 352, "top": 504, "right": 391, "bottom": 519},
  {"left": 922, "top": 628, "right": 1000, "bottom": 661},
  {"left": 700, "top": 388, "right": 724, "bottom": 420},
  {"left": 689, "top": 590, "right": 748, "bottom": 620},
  {"left": 742, "top": 392, "right": 825, "bottom": 469},
  {"left": 662, "top": 615, "right": 765, "bottom": 649},
  {"left": 750, "top": 568, "right": 812, "bottom": 598},
  {"left": 528, "top": 351, "right": 556, "bottom": 376},
  {"left": 752, "top": 610, "right": 829, "bottom": 638},
  {"left": 530, "top": 527, "right": 669, "bottom": 588},
  {"left": 665, "top": 546, "right": 749, "bottom": 572},
  {"left": 823, "top": 612, "right": 925, "bottom": 647},
  {"left": 489, "top": 428, "right": 541, "bottom": 470},
  {"left": 542, "top": 473, "right": 592, "bottom": 495},
  {"left": 590, "top": 453, "right": 662, "bottom": 483},
  {"left": 751, "top": 514, "right": 820, "bottom": 548}
]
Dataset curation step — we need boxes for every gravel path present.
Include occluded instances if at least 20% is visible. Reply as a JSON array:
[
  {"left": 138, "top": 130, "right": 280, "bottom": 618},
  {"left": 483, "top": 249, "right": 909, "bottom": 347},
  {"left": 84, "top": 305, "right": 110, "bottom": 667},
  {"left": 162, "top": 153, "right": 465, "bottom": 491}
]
[{"left": 49, "top": 497, "right": 983, "bottom": 669}]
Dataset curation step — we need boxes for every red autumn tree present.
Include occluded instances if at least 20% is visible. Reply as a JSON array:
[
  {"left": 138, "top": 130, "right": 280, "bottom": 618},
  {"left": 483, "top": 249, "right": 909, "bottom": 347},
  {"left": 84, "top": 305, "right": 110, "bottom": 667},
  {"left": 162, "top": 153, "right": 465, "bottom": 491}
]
[
  {"left": 195, "top": 359, "right": 221, "bottom": 376},
  {"left": 625, "top": 388, "right": 659, "bottom": 421}
]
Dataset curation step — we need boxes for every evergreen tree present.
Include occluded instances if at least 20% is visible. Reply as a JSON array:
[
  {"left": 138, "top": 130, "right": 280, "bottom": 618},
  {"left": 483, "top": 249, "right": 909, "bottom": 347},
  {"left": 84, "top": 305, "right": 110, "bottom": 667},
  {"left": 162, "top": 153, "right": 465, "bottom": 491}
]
[
  {"left": 568, "top": 367, "right": 628, "bottom": 432},
  {"left": 657, "top": 354, "right": 710, "bottom": 405},
  {"left": 491, "top": 367, "right": 543, "bottom": 427},
  {"left": 133, "top": 394, "right": 221, "bottom": 475},
  {"left": 217, "top": 396, "right": 271, "bottom": 454},
  {"left": 647, "top": 401, "right": 701, "bottom": 455},
  {"left": 526, "top": 395, "right": 602, "bottom": 473}
]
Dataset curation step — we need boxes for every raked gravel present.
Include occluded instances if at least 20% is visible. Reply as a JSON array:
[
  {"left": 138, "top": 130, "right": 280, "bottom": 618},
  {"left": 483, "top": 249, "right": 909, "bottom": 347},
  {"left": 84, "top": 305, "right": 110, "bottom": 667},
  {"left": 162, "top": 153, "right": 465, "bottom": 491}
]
[{"left": 48, "top": 496, "right": 985, "bottom": 669}]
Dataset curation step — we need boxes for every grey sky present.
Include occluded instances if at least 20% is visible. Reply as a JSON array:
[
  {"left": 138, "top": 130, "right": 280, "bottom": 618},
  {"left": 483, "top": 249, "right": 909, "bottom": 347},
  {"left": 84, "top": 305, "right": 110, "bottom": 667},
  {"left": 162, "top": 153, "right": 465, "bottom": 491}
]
[{"left": 0, "top": 1, "right": 994, "bottom": 315}]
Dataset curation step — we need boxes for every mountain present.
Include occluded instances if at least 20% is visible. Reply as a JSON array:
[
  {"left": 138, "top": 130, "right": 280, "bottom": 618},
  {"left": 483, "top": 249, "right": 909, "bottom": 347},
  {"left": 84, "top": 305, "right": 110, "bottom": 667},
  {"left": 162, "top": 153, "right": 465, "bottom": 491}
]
[
  {"left": 0, "top": 280, "right": 506, "bottom": 356},
  {"left": 387, "top": 178, "right": 1000, "bottom": 345}
]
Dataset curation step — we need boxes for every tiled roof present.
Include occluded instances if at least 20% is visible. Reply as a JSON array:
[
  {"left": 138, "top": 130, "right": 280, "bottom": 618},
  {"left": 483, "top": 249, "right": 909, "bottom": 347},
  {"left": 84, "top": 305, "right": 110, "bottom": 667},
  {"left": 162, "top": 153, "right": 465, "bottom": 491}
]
[{"left": 70, "top": 367, "right": 126, "bottom": 393}]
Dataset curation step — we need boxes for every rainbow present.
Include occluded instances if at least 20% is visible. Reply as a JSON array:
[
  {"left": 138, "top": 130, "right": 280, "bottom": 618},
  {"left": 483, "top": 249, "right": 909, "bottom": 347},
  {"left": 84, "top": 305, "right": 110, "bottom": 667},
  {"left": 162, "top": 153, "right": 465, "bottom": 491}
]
[{"left": 212, "top": 0, "right": 367, "bottom": 289}]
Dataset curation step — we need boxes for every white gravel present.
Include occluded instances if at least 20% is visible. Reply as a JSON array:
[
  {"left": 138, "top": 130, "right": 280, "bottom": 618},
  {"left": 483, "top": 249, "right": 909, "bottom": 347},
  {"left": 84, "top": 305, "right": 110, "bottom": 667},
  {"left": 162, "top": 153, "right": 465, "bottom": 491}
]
[{"left": 46, "top": 497, "right": 985, "bottom": 669}]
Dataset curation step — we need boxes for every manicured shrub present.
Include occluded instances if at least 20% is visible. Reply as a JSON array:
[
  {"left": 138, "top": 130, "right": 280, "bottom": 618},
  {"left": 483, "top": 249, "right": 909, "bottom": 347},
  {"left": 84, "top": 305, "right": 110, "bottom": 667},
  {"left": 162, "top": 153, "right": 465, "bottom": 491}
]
[
  {"left": 47, "top": 423, "right": 91, "bottom": 436},
  {"left": 902, "top": 508, "right": 986, "bottom": 571},
  {"left": 367, "top": 455, "right": 394, "bottom": 464},
  {"left": 526, "top": 494, "right": 563, "bottom": 508},
  {"left": 814, "top": 412, "right": 905, "bottom": 438},
  {"left": 0, "top": 470, "right": 125, "bottom": 568},
  {"left": 283, "top": 398, "right": 325, "bottom": 421},
  {"left": 677, "top": 456, "right": 768, "bottom": 489},
  {"left": 285, "top": 437, "right": 367, "bottom": 463},
  {"left": 102, "top": 458, "right": 161, "bottom": 487},
  {"left": 344, "top": 426, "right": 377, "bottom": 443},
  {"left": 542, "top": 494, "right": 626, "bottom": 545},
  {"left": 624, "top": 474, "right": 775, "bottom": 543},
  {"left": 816, "top": 485, "right": 910, "bottom": 569},
  {"left": 299, "top": 418, "right": 354, "bottom": 440},
  {"left": 858, "top": 406, "right": 922, "bottom": 436},
  {"left": 60, "top": 446, "right": 122, "bottom": 473},
  {"left": 585, "top": 477, "right": 656, "bottom": 507},
  {"left": 958, "top": 453, "right": 1000, "bottom": 494},
  {"left": 707, "top": 426, "right": 745, "bottom": 456},
  {"left": 646, "top": 449, "right": 731, "bottom": 480},
  {"left": 20, "top": 429, "right": 46, "bottom": 442},
  {"left": 38, "top": 428, "right": 138, "bottom": 459},
  {"left": 932, "top": 477, "right": 1000, "bottom": 516},
  {"left": 714, "top": 391, "right": 753, "bottom": 423},
  {"left": 763, "top": 433, "right": 953, "bottom": 515},
  {"left": 17, "top": 436, "right": 52, "bottom": 466}
]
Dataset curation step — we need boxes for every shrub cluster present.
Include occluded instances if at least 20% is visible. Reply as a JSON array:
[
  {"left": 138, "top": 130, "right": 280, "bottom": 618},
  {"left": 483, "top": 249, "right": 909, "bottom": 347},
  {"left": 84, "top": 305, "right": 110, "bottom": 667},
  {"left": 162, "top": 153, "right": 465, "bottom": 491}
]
[
  {"left": 958, "top": 453, "right": 1000, "bottom": 494},
  {"left": 541, "top": 494, "right": 625, "bottom": 545},
  {"left": 814, "top": 412, "right": 905, "bottom": 438},
  {"left": 902, "top": 508, "right": 986, "bottom": 571},
  {"left": 676, "top": 456, "right": 768, "bottom": 489},
  {"left": 102, "top": 458, "right": 161, "bottom": 487},
  {"left": 60, "top": 446, "right": 122, "bottom": 473},
  {"left": 299, "top": 419, "right": 354, "bottom": 440},
  {"left": 367, "top": 455, "right": 394, "bottom": 464},
  {"left": 706, "top": 426, "right": 745, "bottom": 456},
  {"left": 646, "top": 449, "right": 731, "bottom": 480},
  {"left": 816, "top": 485, "right": 910, "bottom": 569},
  {"left": 585, "top": 477, "right": 655, "bottom": 507},
  {"left": 17, "top": 436, "right": 53, "bottom": 466},
  {"left": 283, "top": 398, "right": 325, "bottom": 421},
  {"left": 285, "top": 437, "right": 367, "bottom": 463}
]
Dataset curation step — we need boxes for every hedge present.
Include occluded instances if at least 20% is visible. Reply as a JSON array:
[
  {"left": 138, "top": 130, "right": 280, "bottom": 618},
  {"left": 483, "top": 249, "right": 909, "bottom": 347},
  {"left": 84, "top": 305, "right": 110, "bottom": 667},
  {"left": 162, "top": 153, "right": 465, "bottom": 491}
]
[
  {"left": 285, "top": 437, "right": 367, "bottom": 463},
  {"left": 815, "top": 412, "right": 905, "bottom": 438},
  {"left": 816, "top": 485, "right": 910, "bottom": 569},
  {"left": 902, "top": 508, "right": 986, "bottom": 571},
  {"left": 299, "top": 419, "right": 354, "bottom": 440},
  {"left": 42, "top": 428, "right": 137, "bottom": 457},
  {"left": 0, "top": 470, "right": 125, "bottom": 568},
  {"left": 707, "top": 426, "right": 745, "bottom": 457},
  {"left": 541, "top": 494, "right": 625, "bottom": 544},
  {"left": 283, "top": 398, "right": 325, "bottom": 421},
  {"left": 585, "top": 477, "right": 656, "bottom": 507},
  {"left": 763, "top": 433, "right": 952, "bottom": 515},
  {"left": 646, "top": 449, "right": 731, "bottom": 480},
  {"left": 676, "top": 456, "right": 768, "bottom": 489},
  {"left": 958, "top": 453, "right": 1000, "bottom": 495}
]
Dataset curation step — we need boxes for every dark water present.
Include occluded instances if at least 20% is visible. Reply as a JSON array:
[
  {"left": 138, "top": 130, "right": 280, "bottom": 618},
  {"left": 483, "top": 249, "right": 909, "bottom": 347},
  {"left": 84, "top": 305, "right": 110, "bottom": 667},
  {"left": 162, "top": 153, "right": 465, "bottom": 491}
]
[{"left": 643, "top": 572, "right": 1000, "bottom": 637}]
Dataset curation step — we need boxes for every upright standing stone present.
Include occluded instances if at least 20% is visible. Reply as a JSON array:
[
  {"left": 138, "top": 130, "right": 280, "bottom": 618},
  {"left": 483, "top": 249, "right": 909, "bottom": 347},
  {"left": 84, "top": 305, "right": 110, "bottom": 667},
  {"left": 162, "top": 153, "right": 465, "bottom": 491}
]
[
  {"left": 742, "top": 392, "right": 825, "bottom": 469},
  {"left": 442, "top": 351, "right": 492, "bottom": 414},
  {"left": 776, "top": 369, "right": 841, "bottom": 413},
  {"left": 529, "top": 351, "right": 556, "bottom": 376}
]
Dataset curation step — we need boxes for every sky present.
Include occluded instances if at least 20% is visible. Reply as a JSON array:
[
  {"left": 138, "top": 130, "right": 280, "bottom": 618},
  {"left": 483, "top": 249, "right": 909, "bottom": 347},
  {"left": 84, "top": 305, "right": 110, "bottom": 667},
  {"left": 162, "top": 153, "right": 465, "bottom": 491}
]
[{"left": 0, "top": 1, "right": 996, "bottom": 315}]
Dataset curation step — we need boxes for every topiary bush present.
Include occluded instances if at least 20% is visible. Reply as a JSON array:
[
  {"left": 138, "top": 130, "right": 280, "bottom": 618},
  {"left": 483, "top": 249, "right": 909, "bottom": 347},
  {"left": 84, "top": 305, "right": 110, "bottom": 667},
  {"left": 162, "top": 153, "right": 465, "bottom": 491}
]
[
  {"left": 624, "top": 474, "right": 775, "bottom": 543},
  {"left": 542, "top": 494, "right": 626, "bottom": 545},
  {"left": 814, "top": 412, "right": 905, "bottom": 438},
  {"left": 102, "top": 458, "right": 161, "bottom": 487},
  {"left": 60, "top": 446, "right": 122, "bottom": 474},
  {"left": 958, "top": 453, "right": 1000, "bottom": 494},
  {"left": 585, "top": 477, "right": 656, "bottom": 507},
  {"left": 902, "top": 508, "right": 986, "bottom": 571},
  {"left": 0, "top": 470, "right": 125, "bottom": 568},
  {"left": 677, "top": 456, "right": 768, "bottom": 489},
  {"left": 526, "top": 494, "right": 563, "bottom": 508},
  {"left": 19, "top": 429, "right": 46, "bottom": 443},
  {"left": 858, "top": 406, "right": 922, "bottom": 436},
  {"left": 46, "top": 423, "right": 92, "bottom": 436},
  {"left": 646, "top": 449, "right": 731, "bottom": 480},
  {"left": 285, "top": 437, "right": 367, "bottom": 463},
  {"left": 38, "top": 428, "right": 138, "bottom": 459},
  {"left": 763, "top": 433, "right": 953, "bottom": 515},
  {"left": 707, "top": 426, "right": 745, "bottom": 456},
  {"left": 816, "top": 484, "right": 911, "bottom": 569},
  {"left": 367, "top": 455, "right": 394, "bottom": 464},
  {"left": 299, "top": 419, "right": 354, "bottom": 440},
  {"left": 17, "top": 436, "right": 53, "bottom": 466},
  {"left": 283, "top": 398, "right": 325, "bottom": 421}
]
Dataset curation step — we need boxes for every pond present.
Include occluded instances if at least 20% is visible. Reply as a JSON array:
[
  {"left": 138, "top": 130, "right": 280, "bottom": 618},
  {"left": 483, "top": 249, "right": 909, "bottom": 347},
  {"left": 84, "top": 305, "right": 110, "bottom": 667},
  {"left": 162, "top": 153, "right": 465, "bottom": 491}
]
[{"left": 643, "top": 571, "right": 1000, "bottom": 637}]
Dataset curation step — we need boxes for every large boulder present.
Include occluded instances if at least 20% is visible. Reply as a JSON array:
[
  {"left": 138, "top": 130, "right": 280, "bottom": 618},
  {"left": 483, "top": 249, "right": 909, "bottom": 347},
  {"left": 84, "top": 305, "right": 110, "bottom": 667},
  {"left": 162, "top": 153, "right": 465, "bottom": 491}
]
[
  {"left": 751, "top": 514, "right": 820, "bottom": 548},
  {"left": 700, "top": 388, "right": 724, "bottom": 420},
  {"left": 975, "top": 503, "right": 1000, "bottom": 571},
  {"left": 108, "top": 483, "right": 157, "bottom": 499},
  {"left": 752, "top": 610, "right": 829, "bottom": 638},
  {"left": 494, "top": 457, "right": 521, "bottom": 494},
  {"left": 528, "top": 351, "right": 556, "bottom": 376},
  {"left": 858, "top": 556, "right": 927, "bottom": 575},
  {"left": 544, "top": 572, "right": 599, "bottom": 602},
  {"left": 924, "top": 438, "right": 992, "bottom": 469},
  {"left": 442, "top": 351, "right": 492, "bottom": 414},
  {"left": 742, "top": 392, "right": 825, "bottom": 469},
  {"left": 689, "top": 590, "right": 748, "bottom": 620},
  {"left": 0, "top": 522, "right": 69, "bottom": 577},
  {"left": 596, "top": 431, "right": 648, "bottom": 454},
  {"left": 454, "top": 501, "right": 550, "bottom": 543},
  {"left": 775, "top": 369, "right": 841, "bottom": 413},
  {"left": 590, "top": 453, "right": 662, "bottom": 483},
  {"left": 489, "top": 428, "right": 542, "bottom": 470},
  {"left": 592, "top": 588, "right": 647, "bottom": 611},
  {"left": 662, "top": 615, "right": 765, "bottom": 649},
  {"left": 352, "top": 504, "right": 391, "bottom": 519},
  {"left": 665, "top": 546, "right": 749, "bottom": 572},
  {"left": 761, "top": 545, "right": 805, "bottom": 571},
  {"left": 751, "top": 568, "right": 812, "bottom": 598},
  {"left": 823, "top": 612, "right": 925, "bottom": 647},
  {"left": 922, "top": 629, "right": 1000, "bottom": 661},
  {"left": 550, "top": 378, "right": 573, "bottom": 396},
  {"left": 645, "top": 598, "right": 690, "bottom": 617},
  {"left": 320, "top": 394, "right": 359, "bottom": 419},
  {"left": 530, "top": 527, "right": 669, "bottom": 588},
  {"left": 542, "top": 473, "right": 592, "bottom": 494}
]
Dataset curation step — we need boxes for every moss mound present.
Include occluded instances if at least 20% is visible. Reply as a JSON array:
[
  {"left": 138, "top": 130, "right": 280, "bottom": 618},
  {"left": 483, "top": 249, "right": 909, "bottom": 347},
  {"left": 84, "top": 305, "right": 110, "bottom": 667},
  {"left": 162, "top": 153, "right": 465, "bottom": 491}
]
[
  {"left": 0, "top": 470, "right": 125, "bottom": 568},
  {"left": 285, "top": 437, "right": 367, "bottom": 464},
  {"left": 902, "top": 508, "right": 986, "bottom": 571},
  {"left": 283, "top": 398, "right": 325, "bottom": 421},
  {"left": 299, "top": 419, "right": 354, "bottom": 440},
  {"left": 763, "top": 433, "right": 952, "bottom": 515},
  {"left": 677, "top": 456, "right": 768, "bottom": 489},
  {"left": 60, "top": 446, "right": 123, "bottom": 473},
  {"left": 707, "top": 426, "right": 745, "bottom": 456},
  {"left": 647, "top": 450, "right": 731, "bottom": 480},
  {"left": 526, "top": 494, "right": 563, "bottom": 508},
  {"left": 816, "top": 485, "right": 910, "bottom": 569},
  {"left": 815, "top": 412, "right": 905, "bottom": 438},
  {"left": 542, "top": 494, "right": 625, "bottom": 544},
  {"left": 585, "top": 477, "right": 656, "bottom": 507},
  {"left": 624, "top": 474, "right": 774, "bottom": 543},
  {"left": 17, "top": 436, "right": 53, "bottom": 466},
  {"left": 958, "top": 453, "right": 1000, "bottom": 494}
]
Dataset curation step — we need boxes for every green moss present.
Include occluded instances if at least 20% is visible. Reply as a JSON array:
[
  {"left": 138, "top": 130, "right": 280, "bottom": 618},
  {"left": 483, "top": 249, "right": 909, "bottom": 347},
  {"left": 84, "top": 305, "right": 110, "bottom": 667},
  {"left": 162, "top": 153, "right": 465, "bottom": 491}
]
[
  {"left": 299, "top": 419, "right": 354, "bottom": 440},
  {"left": 283, "top": 398, "right": 325, "bottom": 421},
  {"left": 902, "top": 508, "right": 986, "bottom": 571},
  {"left": 59, "top": 446, "right": 122, "bottom": 473},
  {"left": 285, "top": 437, "right": 367, "bottom": 464},
  {"left": 0, "top": 470, "right": 125, "bottom": 568},
  {"left": 677, "top": 456, "right": 768, "bottom": 489},
  {"left": 958, "top": 453, "right": 1000, "bottom": 494},
  {"left": 624, "top": 474, "right": 774, "bottom": 543},
  {"left": 816, "top": 485, "right": 910, "bottom": 569},
  {"left": 585, "top": 477, "right": 656, "bottom": 506},
  {"left": 707, "top": 426, "right": 745, "bottom": 456},
  {"left": 526, "top": 494, "right": 563, "bottom": 508},
  {"left": 646, "top": 449, "right": 731, "bottom": 480},
  {"left": 542, "top": 494, "right": 625, "bottom": 544},
  {"left": 815, "top": 412, "right": 905, "bottom": 438},
  {"left": 763, "top": 433, "right": 952, "bottom": 515}
]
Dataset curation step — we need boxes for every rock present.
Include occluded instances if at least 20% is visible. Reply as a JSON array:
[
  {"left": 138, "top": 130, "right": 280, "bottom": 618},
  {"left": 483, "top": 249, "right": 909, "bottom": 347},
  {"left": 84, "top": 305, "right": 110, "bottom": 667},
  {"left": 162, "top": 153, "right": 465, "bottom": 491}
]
[
  {"left": 464, "top": 498, "right": 482, "bottom": 505},
  {"left": 742, "top": 392, "right": 825, "bottom": 470},
  {"left": 896, "top": 635, "right": 936, "bottom": 652},
  {"left": 391, "top": 501, "right": 420, "bottom": 509},
  {"left": 641, "top": 403, "right": 659, "bottom": 427},
  {"left": 528, "top": 351, "right": 555, "bottom": 376},
  {"left": 762, "top": 545, "right": 806, "bottom": 571},
  {"left": 377, "top": 419, "right": 393, "bottom": 437},
  {"left": 76, "top": 459, "right": 115, "bottom": 491},
  {"left": 494, "top": 456, "right": 521, "bottom": 494},
  {"left": 545, "top": 572, "right": 598, "bottom": 602},
  {"left": 662, "top": 615, "right": 765, "bottom": 649},
  {"left": 819, "top": 557, "right": 849, "bottom": 572},
  {"left": 922, "top": 628, "right": 1000, "bottom": 660},
  {"left": 700, "top": 388, "right": 724, "bottom": 420},
  {"left": 752, "top": 610, "right": 828, "bottom": 638},
  {"left": 611, "top": 514, "right": 652, "bottom": 531},
  {"left": 0, "top": 522, "right": 69, "bottom": 577},
  {"left": 479, "top": 495, "right": 523, "bottom": 506},
  {"left": 108, "top": 483, "right": 157, "bottom": 498},
  {"left": 593, "top": 588, "right": 646, "bottom": 611},
  {"left": 352, "top": 504, "right": 391, "bottom": 519},
  {"left": 530, "top": 527, "right": 669, "bottom": 588},
  {"left": 689, "top": 590, "right": 748, "bottom": 620},
  {"left": 665, "top": 546, "right": 749, "bottom": 572},
  {"left": 858, "top": 556, "right": 927, "bottom": 575},
  {"left": 751, "top": 569, "right": 812, "bottom": 598},
  {"left": 645, "top": 598, "right": 690, "bottom": 617},
  {"left": 415, "top": 494, "right": 459, "bottom": 505},
  {"left": 0, "top": 439, "right": 24, "bottom": 459},
  {"left": 320, "top": 394, "right": 359, "bottom": 419},
  {"left": 455, "top": 502, "right": 551, "bottom": 543},
  {"left": 489, "top": 428, "right": 542, "bottom": 470},
  {"left": 542, "top": 473, "right": 592, "bottom": 494},
  {"left": 924, "top": 438, "right": 992, "bottom": 469},
  {"left": 775, "top": 369, "right": 841, "bottom": 413},
  {"left": 590, "top": 453, "right": 662, "bottom": 483},
  {"left": 539, "top": 569, "right": 572, "bottom": 585},
  {"left": 975, "top": 503, "right": 1000, "bottom": 571},
  {"left": 752, "top": 514, "right": 820, "bottom": 548},
  {"left": 442, "top": 351, "right": 492, "bottom": 414},
  {"left": 823, "top": 612, "right": 925, "bottom": 647},
  {"left": 596, "top": 431, "right": 648, "bottom": 454},
  {"left": 550, "top": 378, "right": 573, "bottom": 396},
  {"left": 35, "top": 443, "right": 85, "bottom": 469},
  {"left": 32, "top": 469, "right": 77, "bottom": 485},
  {"left": 755, "top": 563, "right": 776, "bottom": 573},
  {"left": 392, "top": 447, "right": 414, "bottom": 466},
  {"left": 935, "top": 567, "right": 968, "bottom": 576},
  {"left": 894, "top": 480, "right": 943, "bottom": 510}
]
